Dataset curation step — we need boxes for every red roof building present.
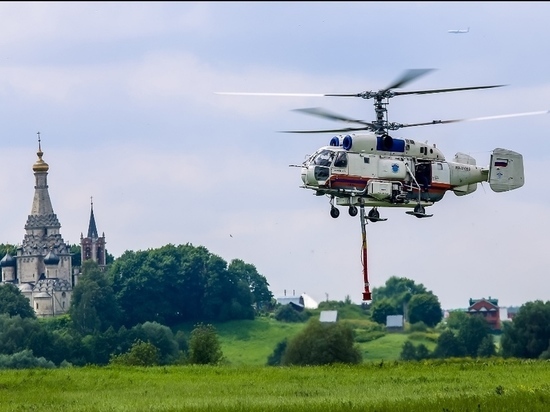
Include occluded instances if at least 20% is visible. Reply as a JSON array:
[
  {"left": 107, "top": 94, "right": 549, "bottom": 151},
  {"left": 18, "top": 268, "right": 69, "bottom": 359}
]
[{"left": 467, "top": 297, "right": 501, "bottom": 330}]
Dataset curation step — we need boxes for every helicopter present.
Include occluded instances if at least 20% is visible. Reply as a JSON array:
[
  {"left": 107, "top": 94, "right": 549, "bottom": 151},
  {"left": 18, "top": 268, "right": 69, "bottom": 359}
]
[{"left": 218, "top": 69, "right": 548, "bottom": 221}]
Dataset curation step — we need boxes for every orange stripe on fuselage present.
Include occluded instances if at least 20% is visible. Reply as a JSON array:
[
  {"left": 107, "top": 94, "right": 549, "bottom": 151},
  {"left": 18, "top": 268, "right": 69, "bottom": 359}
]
[{"left": 329, "top": 175, "right": 369, "bottom": 190}]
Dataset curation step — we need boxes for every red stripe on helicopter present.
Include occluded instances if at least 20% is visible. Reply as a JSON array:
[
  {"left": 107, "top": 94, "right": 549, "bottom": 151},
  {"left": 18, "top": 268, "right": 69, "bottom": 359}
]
[
  {"left": 329, "top": 176, "right": 369, "bottom": 190},
  {"left": 429, "top": 182, "right": 453, "bottom": 190},
  {"left": 494, "top": 158, "right": 508, "bottom": 167}
]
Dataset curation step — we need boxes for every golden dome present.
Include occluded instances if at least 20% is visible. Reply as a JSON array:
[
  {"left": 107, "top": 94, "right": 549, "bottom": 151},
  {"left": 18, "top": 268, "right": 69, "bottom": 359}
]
[{"left": 33, "top": 149, "right": 49, "bottom": 172}]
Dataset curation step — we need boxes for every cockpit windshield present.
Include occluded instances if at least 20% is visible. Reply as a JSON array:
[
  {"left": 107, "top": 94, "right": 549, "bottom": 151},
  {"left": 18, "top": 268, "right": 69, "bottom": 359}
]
[{"left": 312, "top": 149, "right": 335, "bottom": 167}]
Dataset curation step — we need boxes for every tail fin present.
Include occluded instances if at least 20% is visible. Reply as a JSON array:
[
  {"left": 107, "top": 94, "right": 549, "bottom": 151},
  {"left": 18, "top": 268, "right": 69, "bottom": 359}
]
[{"left": 489, "top": 148, "right": 524, "bottom": 192}]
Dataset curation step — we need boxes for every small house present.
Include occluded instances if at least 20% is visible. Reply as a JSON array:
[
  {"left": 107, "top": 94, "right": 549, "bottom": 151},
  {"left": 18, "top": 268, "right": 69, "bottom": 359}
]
[
  {"left": 467, "top": 297, "right": 500, "bottom": 330},
  {"left": 276, "top": 290, "right": 319, "bottom": 310}
]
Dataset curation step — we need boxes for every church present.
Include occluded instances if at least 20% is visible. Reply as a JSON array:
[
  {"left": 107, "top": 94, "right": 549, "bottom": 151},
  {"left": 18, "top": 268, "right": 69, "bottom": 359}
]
[{"left": 0, "top": 136, "right": 107, "bottom": 317}]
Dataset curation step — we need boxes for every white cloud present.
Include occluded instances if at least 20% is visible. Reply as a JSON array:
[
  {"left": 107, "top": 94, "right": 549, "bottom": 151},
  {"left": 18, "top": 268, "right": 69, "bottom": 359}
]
[{"left": 0, "top": 2, "right": 213, "bottom": 47}]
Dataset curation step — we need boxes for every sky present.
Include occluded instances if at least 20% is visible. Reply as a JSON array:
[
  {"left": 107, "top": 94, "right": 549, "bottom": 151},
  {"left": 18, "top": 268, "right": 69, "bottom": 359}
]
[{"left": 0, "top": 1, "right": 549, "bottom": 310}]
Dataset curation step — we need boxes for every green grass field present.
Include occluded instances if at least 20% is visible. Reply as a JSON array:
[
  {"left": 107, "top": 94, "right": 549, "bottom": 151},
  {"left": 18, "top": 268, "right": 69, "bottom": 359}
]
[
  {"left": 200, "top": 316, "right": 437, "bottom": 365},
  {"left": 1, "top": 315, "right": 545, "bottom": 411},
  {"left": 211, "top": 318, "right": 305, "bottom": 365},
  {"left": 1, "top": 359, "right": 549, "bottom": 411}
]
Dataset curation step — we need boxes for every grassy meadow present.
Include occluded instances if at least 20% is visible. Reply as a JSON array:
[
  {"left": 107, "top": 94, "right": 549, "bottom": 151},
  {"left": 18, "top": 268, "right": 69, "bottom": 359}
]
[
  {"left": 4, "top": 308, "right": 540, "bottom": 411},
  {"left": 191, "top": 316, "right": 437, "bottom": 365},
  {"left": 1, "top": 359, "right": 549, "bottom": 411}
]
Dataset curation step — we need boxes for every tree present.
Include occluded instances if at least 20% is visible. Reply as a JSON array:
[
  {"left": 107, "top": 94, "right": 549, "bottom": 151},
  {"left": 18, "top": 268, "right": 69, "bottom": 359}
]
[
  {"left": 400, "top": 341, "right": 418, "bottom": 361},
  {"left": 401, "top": 341, "right": 432, "bottom": 361},
  {"left": 129, "top": 321, "right": 180, "bottom": 365},
  {"left": 282, "top": 319, "right": 362, "bottom": 366},
  {"left": 0, "top": 314, "right": 50, "bottom": 356},
  {"left": 446, "top": 310, "right": 469, "bottom": 330},
  {"left": 109, "top": 244, "right": 267, "bottom": 327},
  {"left": 70, "top": 244, "right": 82, "bottom": 268},
  {"left": 227, "top": 259, "right": 273, "bottom": 311},
  {"left": 477, "top": 335, "right": 496, "bottom": 358},
  {"left": 372, "top": 276, "right": 428, "bottom": 310},
  {"left": 201, "top": 255, "right": 254, "bottom": 321},
  {"left": 188, "top": 323, "right": 223, "bottom": 365},
  {"left": 370, "top": 298, "right": 399, "bottom": 324},
  {"left": 457, "top": 315, "right": 491, "bottom": 357},
  {"left": 0, "top": 244, "right": 16, "bottom": 259},
  {"left": 80, "top": 326, "right": 120, "bottom": 365},
  {"left": 0, "top": 283, "right": 35, "bottom": 319},
  {"left": 501, "top": 300, "right": 550, "bottom": 358},
  {"left": 69, "top": 260, "right": 121, "bottom": 334},
  {"left": 407, "top": 293, "right": 443, "bottom": 328},
  {"left": 0, "top": 349, "right": 55, "bottom": 369},
  {"left": 174, "top": 330, "right": 189, "bottom": 353},
  {"left": 416, "top": 343, "right": 431, "bottom": 360},
  {"left": 432, "top": 330, "right": 465, "bottom": 358}
]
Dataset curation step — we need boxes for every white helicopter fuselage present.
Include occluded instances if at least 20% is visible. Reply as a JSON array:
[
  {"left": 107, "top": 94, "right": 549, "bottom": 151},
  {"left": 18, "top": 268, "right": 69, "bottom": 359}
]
[{"left": 300, "top": 132, "right": 524, "bottom": 213}]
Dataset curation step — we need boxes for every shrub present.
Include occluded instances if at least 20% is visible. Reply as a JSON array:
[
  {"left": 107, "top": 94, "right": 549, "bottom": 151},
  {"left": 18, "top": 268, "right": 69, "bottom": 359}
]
[
  {"left": 0, "top": 349, "right": 55, "bottom": 369},
  {"left": 354, "top": 331, "right": 385, "bottom": 343},
  {"left": 274, "top": 305, "right": 309, "bottom": 323},
  {"left": 409, "top": 321, "right": 428, "bottom": 332},
  {"left": 282, "top": 319, "right": 362, "bottom": 366},
  {"left": 109, "top": 340, "right": 160, "bottom": 367},
  {"left": 188, "top": 323, "right": 224, "bottom": 365},
  {"left": 266, "top": 339, "right": 288, "bottom": 366}
]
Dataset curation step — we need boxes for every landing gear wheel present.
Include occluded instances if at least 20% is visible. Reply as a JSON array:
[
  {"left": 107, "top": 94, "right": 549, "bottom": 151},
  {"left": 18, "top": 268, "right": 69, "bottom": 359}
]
[
  {"left": 366, "top": 207, "right": 387, "bottom": 222},
  {"left": 368, "top": 208, "right": 380, "bottom": 219},
  {"left": 406, "top": 203, "right": 433, "bottom": 218},
  {"left": 349, "top": 206, "right": 358, "bottom": 217},
  {"left": 330, "top": 207, "right": 340, "bottom": 218},
  {"left": 414, "top": 204, "right": 425, "bottom": 214}
]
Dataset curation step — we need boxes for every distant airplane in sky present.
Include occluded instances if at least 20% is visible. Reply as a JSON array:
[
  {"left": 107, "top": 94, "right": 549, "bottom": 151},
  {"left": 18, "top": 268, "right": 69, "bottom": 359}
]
[{"left": 448, "top": 27, "right": 470, "bottom": 34}]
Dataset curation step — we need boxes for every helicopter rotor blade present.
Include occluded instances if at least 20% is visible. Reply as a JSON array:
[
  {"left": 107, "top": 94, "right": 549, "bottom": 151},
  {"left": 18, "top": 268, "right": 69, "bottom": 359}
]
[
  {"left": 216, "top": 72, "right": 505, "bottom": 102},
  {"left": 280, "top": 126, "right": 371, "bottom": 134},
  {"left": 383, "top": 68, "right": 436, "bottom": 91},
  {"left": 398, "top": 110, "right": 550, "bottom": 129},
  {"left": 215, "top": 92, "right": 326, "bottom": 97},
  {"left": 393, "top": 84, "right": 506, "bottom": 97},
  {"left": 293, "top": 107, "right": 374, "bottom": 127}
]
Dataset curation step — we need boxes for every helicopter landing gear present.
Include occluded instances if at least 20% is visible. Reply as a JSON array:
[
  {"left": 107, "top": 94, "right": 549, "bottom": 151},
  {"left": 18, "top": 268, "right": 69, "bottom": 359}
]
[
  {"left": 406, "top": 203, "right": 433, "bottom": 218},
  {"left": 329, "top": 196, "right": 340, "bottom": 218},
  {"left": 367, "top": 207, "right": 387, "bottom": 222},
  {"left": 348, "top": 205, "right": 358, "bottom": 217}
]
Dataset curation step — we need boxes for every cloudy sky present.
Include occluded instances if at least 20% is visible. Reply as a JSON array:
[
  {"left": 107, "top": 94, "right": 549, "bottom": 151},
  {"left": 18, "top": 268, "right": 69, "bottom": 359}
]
[{"left": 0, "top": 2, "right": 548, "bottom": 310}]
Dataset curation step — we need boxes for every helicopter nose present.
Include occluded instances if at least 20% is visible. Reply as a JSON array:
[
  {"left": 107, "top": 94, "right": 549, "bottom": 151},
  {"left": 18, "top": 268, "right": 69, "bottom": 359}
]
[
  {"left": 302, "top": 165, "right": 329, "bottom": 186},
  {"left": 302, "top": 165, "right": 317, "bottom": 186}
]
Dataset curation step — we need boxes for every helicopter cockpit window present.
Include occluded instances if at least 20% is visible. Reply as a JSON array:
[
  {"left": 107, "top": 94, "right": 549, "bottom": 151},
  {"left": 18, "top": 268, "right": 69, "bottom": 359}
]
[
  {"left": 312, "top": 149, "right": 334, "bottom": 182},
  {"left": 333, "top": 152, "right": 348, "bottom": 167},
  {"left": 312, "top": 149, "right": 334, "bottom": 167}
]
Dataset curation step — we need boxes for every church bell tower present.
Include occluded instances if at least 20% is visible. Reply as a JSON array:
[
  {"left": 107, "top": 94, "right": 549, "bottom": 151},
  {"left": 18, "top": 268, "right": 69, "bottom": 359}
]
[{"left": 80, "top": 197, "right": 107, "bottom": 268}]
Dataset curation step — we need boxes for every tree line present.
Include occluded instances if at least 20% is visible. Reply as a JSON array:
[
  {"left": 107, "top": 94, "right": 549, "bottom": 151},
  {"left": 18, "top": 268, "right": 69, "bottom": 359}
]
[{"left": 0, "top": 243, "right": 549, "bottom": 367}]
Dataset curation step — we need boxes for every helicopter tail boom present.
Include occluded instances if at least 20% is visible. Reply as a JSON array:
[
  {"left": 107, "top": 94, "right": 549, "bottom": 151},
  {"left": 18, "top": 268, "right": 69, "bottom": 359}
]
[{"left": 488, "top": 148, "right": 524, "bottom": 192}]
